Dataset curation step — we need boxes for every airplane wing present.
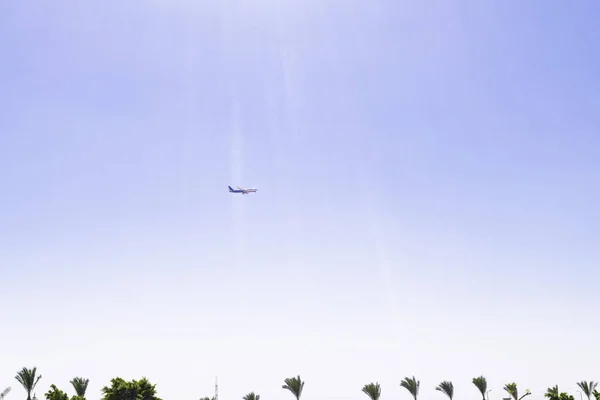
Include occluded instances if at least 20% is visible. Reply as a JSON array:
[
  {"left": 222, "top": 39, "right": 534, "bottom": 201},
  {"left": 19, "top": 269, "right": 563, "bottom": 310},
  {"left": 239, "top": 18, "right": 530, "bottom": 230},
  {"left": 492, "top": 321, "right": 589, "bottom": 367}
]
[{"left": 237, "top": 186, "right": 245, "bottom": 190}]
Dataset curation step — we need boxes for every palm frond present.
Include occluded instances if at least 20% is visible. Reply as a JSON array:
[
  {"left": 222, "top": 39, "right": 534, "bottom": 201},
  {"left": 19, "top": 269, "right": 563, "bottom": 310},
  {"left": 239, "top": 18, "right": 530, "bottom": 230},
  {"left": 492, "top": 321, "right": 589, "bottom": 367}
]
[
  {"left": 578, "top": 382, "right": 599, "bottom": 400},
  {"left": 282, "top": 376, "right": 304, "bottom": 400},
  {"left": 243, "top": 392, "right": 260, "bottom": 400},
  {"left": 505, "top": 383, "right": 531, "bottom": 400},
  {"left": 545, "top": 385, "right": 559, "bottom": 400},
  {"left": 473, "top": 376, "right": 488, "bottom": 400},
  {"left": 70, "top": 378, "right": 89, "bottom": 398},
  {"left": 436, "top": 381, "right": 454, "bottom": 400},
  {"left": 362, "top": 383, "right": 381, "bottom": 400},
  {"left": 400, "top": 376, "right": 420, "bottom": 400},
  {"left": 504, "top": 383, "right": 519, "bottom": 400}
]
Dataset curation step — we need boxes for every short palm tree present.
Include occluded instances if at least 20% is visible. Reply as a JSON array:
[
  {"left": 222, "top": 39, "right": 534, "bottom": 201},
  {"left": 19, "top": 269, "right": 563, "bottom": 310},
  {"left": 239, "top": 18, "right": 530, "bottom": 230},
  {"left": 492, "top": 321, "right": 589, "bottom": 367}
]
[
  {"left": 1, "top": 388, "right": 11, "bottom": 400},
  {"left": 243, "top": 393, "right": 260, "bottom": 400},
  {"left": 504, "top": 383, "right": 531, "bottom": 400},
  {"left": 362, "top": 383, "right": 381, "bottom": 400},
  {"left": 70, "top": 378, "right": 89, "bottom": 399},
  {"left": 400, "top": 377, "right": 420, "bottom": 400},
  {"left": 473, "top": 376, "right": 488, "bottom": 400},
  {"left": 282, "top": 376, "right": 304, "bottom": 400},
  {"left": 577, "top": 382, "right": 598, "bottom": 400},
  {"left": 15, "top": 368, "right": 42, "bottom": 400},
  {"left": 436, "top": 381, "right": 454, "bottom": 400}
]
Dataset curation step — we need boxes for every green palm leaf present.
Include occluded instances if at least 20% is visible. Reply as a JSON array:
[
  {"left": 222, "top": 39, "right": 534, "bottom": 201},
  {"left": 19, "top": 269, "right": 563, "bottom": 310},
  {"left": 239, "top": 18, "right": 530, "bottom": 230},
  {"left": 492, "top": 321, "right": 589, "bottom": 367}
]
[
  {"left": 473, "top": 376, "right": 488, "bottom": 400},
  {"left": 243, "top": 393, "right": 260, "bottom": 400},
  {"left": 436, "top": 381, "right": 454, "bottom": 400},
  {"left": 504, "top": 383, "right": 531, "bottom": 400},
  {"left": 362, "top": 383, "right": 381, "bottom": 400},
  {"left": 578, "top": 382, "right": 598, "bottom": 400},
  {"left": 282, "top": 376, "right": 304, "bottom": 400},
  {"left": 70, "top": 378, "right": 89, "bottom": 399},
  {"left": 400, "top": 376, "right": 420, "bottom": 400}
]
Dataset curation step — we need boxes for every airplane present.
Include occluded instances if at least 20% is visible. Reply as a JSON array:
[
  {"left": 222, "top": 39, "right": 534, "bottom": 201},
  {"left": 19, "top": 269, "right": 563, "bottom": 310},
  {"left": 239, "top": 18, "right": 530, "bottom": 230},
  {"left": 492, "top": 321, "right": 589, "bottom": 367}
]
[{"left": 228, "top": 186, "right": 257, "bottom": 195}]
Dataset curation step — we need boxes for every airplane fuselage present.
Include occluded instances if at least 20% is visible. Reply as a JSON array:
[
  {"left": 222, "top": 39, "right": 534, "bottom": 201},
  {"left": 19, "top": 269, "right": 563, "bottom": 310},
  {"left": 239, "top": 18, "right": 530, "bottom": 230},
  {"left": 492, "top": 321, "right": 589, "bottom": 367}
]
[{"left": 228, "top": 186, "right": 257, "bottom": 194}]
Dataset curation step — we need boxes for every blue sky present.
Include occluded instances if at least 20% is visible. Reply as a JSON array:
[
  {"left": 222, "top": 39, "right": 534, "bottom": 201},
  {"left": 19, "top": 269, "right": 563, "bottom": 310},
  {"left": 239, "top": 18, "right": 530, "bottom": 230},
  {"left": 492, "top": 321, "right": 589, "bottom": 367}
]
[{"left": 1, "top": 1, "right": 600, "bottom": 400}]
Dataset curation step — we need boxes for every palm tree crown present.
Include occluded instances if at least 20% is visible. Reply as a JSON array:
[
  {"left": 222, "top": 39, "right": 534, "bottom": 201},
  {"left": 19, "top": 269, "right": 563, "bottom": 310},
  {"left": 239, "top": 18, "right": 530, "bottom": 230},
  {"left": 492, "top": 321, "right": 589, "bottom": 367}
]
[
  {"left": 545, "top": 385, "right": 560, "bottom": 400},
  {"left": 243, "top": 393, "right": 260, "bottom": 400},
  {"left": 282, "top": 376, "right": 304, "bottom": 400},
  {"left": 401, "top": 376, "right": 420, "bottom": 400},
  {"left": 436, "top": 381, "right": 454, "bottom": 400},
  {"left": 504, "top": 382, "right": 531, "bottom": 400},
  {"left": 15, "top": 367, "right": 42, "bottom": 400},
  {"left": 70, "top": 378, "right": 89, "bottom": 399},
  {"left": 473, "top": 376, "right": 488, "bottom": 400},
  {"left": 362, "top": 383, "right": 381, "bottom": 400},
  {"left": 578, "top": 382, "right": 598, "bottom": 400}
]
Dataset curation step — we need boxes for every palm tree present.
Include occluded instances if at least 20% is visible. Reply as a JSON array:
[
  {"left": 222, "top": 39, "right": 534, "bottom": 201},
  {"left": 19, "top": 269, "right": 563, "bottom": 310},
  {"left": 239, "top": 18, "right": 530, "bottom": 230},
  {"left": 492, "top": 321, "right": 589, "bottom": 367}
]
[
  {"left": 577, "top": 382, "right": 598, "bottom": 400},
  {"left": 504, "top": 383, "right": 531, "bottom": 400},
  {"left": 401, "top": 377, "right": 420, "bottom": 400},
  {"left": 362, "top": 383, "right": 381, "bottom": 400},
  {"left": 70, "top": 378, "right": 89, "bottom": 399},
  {"left": 243, "top": 393, "right": 260, "bottom": 400},
  {"left": 15, "top": 368, "right": 42, "bottom": 400},
  {"left": 545, "top": 385, "right": 560, "bottom": 400},
  {"left": 436, "top": 381, "right": 454, "bottom": 400},
  {"left": 1, "top": 388, "right": 11, "bottom": 400},
  {"left": 282, "top": 376, "right": 304, "bottom": 400},
  {"left": 473, "top": 377, "right": 488, "bottom": 400}
]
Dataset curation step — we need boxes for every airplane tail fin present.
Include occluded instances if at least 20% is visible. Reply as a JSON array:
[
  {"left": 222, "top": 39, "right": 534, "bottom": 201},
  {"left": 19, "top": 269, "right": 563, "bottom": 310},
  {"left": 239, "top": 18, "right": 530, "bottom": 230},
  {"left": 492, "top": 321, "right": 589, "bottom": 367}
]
[{"left": 228, "top": 186, "right": 234, "bottom": 191}]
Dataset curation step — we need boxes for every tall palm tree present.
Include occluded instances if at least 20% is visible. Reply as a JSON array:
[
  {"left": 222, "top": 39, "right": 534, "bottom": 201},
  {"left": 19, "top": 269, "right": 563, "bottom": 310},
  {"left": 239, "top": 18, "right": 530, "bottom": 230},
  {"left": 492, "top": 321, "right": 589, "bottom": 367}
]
[
  {"left": 577, "top": 382, "right": 598, "bottom": 400},
  {"left": 436, "top": 381, "right": 454, "bottom": 400},
  {"left": 15, "top": 367, "right": 42, "bottom": 400},
  {"left": 362, "top": 383, "right": 381, "bottom": 400},
  {"left": 1, "top": 388, "right": 11, "bottom": 400},
  {"left": 473, "top": 376, "right": 488, "bottom": 400},
  {"left": 243, "top": 393, "right": 260, "bottom": 400},
  {"left": 504, "top": 383, "right": 531, "bottom": 400},
  {"left": 282, "top": 376, "right": 304, "bottom": 400},
  {"left": 401, "top": 377, "right": 420, "bottom": 400},
  {"left": 70, "top": 378, "right": 89, "bottom": 399}
]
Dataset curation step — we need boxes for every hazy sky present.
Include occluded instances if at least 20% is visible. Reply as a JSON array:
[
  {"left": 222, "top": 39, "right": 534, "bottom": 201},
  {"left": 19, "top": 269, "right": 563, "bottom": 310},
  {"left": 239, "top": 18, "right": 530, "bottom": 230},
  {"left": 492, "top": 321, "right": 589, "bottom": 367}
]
[{"left": 1, "top": 1, "right": 599, "bottom": 400}]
